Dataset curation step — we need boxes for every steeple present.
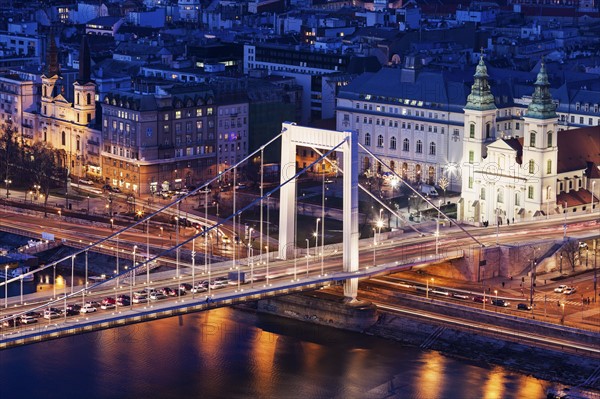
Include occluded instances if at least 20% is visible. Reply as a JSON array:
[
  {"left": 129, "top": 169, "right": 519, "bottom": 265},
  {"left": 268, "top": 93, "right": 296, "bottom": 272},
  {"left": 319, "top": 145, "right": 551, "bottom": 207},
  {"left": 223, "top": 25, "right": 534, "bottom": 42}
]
[
  {"left": 45, "top": 34, "right": 60, "bottom": 78},
  {"left": 464, "top": 50, "right": 496, "bottom": 111},
  {"left": 77, "top": 35, "right": 91, "bottom": 83},
  {"left": 526, "top": 59, "right": 557, "bottom": 119}
]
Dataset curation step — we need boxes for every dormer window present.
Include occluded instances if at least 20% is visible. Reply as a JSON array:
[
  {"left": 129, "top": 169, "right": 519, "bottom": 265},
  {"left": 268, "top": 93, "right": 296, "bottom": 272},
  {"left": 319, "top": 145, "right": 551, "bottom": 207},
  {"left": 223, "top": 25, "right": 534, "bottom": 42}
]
[{"left": 576, "top": 102, "right": 580, "bottom": 111}]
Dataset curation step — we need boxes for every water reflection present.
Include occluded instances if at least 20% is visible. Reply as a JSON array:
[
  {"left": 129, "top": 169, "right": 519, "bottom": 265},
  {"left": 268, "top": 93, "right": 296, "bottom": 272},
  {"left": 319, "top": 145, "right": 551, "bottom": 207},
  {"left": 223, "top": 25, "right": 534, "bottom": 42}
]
[{"left": 0, "top": 307, "right": 555, "bottom": 399}]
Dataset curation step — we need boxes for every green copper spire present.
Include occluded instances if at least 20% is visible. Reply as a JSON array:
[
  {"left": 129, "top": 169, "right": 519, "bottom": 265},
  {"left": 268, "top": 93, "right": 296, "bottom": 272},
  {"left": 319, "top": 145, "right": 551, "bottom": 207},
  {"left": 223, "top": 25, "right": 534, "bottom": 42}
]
[
  {"left": 464, "top": 51, "right": 496, "bottom": 111},
  {"left": 526, "top": 60, "right": 556, "bottom": 119}
]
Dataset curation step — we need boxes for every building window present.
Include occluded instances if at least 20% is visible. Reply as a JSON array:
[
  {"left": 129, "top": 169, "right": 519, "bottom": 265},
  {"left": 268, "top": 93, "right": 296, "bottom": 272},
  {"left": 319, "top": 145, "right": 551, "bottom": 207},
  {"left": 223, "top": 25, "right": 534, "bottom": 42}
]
[
  {"left": 528, "top": 186, "right": 534, "bottom": 199},
  {"left": 364, "top": 133, "right": 371, "bottom": 146},
  {"left": 497, "top": 189, "right": 503, "bottom": 203},
  {"left": 515, "top": 193, "right": 521, "bottom": 206},
  {"left": 468, "top": 177, "right": 473, "bottom": 189},
  {"left": 416, "top": 140, "right": 423, "bottom": 154},
  {"left": 468, "top": 151, "right": 474, "bottom": 164},
  {"left": 529, "top": 131, "right": 536, "bottom": 147},
  {"left": 469, "top": 124, "right": 475, "bottom": 138},
  {"left": 547, "top": 132, "right": 552, "bottom": 147},
  {"left": 61, "top": 131, "right": 66, "bottom": 146},
  {"left": 480, "top": 187, "right": 485, "bottom": 200},
  {"left": 486, "top": 123, "right": 491, "bottom": 138},
  {"left": 377, "top": 135, "right": 383, "bottom": 148},
  {"left": 429, "top": 142, "right": 436, "bottom": 155},
  {"left": 528, "top": 159, "right": 535, "bottom": 174},
  {"left": 390, "top": 136, "right": 397, "bottom": 150},
  {"left": 403, "top": 138, "right": 409, "bottom": 152},
  {"left": 87, "top": 93, "right": 91, "bottom": 105},
  {"left": 547, "top": 160, "right": 552, "bottom": 174}
]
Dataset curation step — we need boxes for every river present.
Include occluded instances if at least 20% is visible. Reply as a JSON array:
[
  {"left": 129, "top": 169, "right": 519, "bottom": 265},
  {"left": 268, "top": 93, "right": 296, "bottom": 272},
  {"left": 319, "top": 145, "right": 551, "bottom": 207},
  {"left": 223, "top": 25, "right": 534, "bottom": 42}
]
[{"left": 0, "top": 233, "right": 557, "bottom": 399}]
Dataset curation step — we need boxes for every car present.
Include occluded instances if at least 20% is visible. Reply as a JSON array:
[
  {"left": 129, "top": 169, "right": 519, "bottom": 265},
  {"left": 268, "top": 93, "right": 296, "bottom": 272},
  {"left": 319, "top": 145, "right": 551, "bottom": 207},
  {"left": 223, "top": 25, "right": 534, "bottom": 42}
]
[
  {"left": 132, "top": 295, "right": 148, "bottom": 304},
  {"left": 452, "top": 293, "right": 471, "bottom": 300},
  {"left": 431, "top": 289, "right": 450, "bottom": 296},
  {"left": 191, "top": 282, "right": 208, "bottom": 293},
  {"left": 2, "top": 317, "right": 20, "bottom": 327},
  {"left": 491, "top": 299, "right": 510, "bottom": 307},
  {"left": 100, "top": 303, "right": 116, "bottom": 310},
  {"left": 85, "top": 301, "right": 101, "bottom": 308},
  {"left": 517, "top": 303, "right": 532, "bottom": 311},
  {"left": 116, "top": 295, "right": 131, "bottom": 306},
  {"left": 20, "top": 315, "right": 38, "bottom": 324},
  {"left": 554, "top": 285, "right": 568, "bottom": 293},
  {"left": 150, "top": 292, "right": 167, "bottom": 301},
  {"left": 24, "top": 311, "right": 42, "bottom": 318},
  {"left": 473, "top": 296, "right": 488, "bottom": 303},
  {"left": 43, "top": 310, "right": 61, "bottom": 319},
  {"left": 179, "top": 283, "right": 193, "bottom": 292},
  {"left": 79, "top": 179, "right": 94, "bottom": 185},
  {"left": 161, "top": 287, "right": 176, "bottom": 297},
  {"left": 563, "top": 287, "right": 576, "bottom": 295},
  {"left": 66, "top": 304, "right": 81, "bottom": 312},
  {"left": 101, "top": 297, "right": 116, "bottom": 306},
  {"left": 209, "top": 280, "right": 228, "bottom": 289},
  {"left": 80, "top": 304, "right": 97, "bottom": 313}
]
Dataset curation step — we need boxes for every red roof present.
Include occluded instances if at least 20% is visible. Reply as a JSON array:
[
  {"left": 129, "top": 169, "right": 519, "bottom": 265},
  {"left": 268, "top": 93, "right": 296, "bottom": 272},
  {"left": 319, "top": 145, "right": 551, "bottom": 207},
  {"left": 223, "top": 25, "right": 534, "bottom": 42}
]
[
  {"left": 556, "top": 188, "right": 599, "bottom": 208},
  {"left": 557, "top": 126, "right": 600, "bottom": 175}
]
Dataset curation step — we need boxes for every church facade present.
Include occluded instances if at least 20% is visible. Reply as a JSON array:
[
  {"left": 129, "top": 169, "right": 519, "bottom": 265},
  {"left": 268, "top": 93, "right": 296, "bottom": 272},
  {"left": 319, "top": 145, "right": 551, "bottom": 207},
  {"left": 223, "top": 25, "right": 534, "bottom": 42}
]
[{"left": 458, "top": 56, "right": 599, "bottom": 225}]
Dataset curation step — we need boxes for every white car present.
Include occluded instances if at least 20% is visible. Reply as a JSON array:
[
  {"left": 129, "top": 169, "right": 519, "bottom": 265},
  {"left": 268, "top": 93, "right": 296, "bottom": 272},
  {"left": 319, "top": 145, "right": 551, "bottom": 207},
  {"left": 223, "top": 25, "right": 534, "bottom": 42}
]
[
  {"left": 80, "top": 305, "right": 97, "bottom": 313},
  {"left": 20, "top": 315, "right": 38, "bottom": 324},
  {"left": 43, "top": 311, "right": 61, "bottom": 320},
  {"left": 554, "top": 285, "right": 568, "bottom": 293},
  {"left": 100, "top": 303, "right": 116, "bottom": 310},
  {"left": 563, "top": 287, "right": 576, "bottom": 295},
  {"left": 132, "top": 295, "right": 148, "bottom": 303}
]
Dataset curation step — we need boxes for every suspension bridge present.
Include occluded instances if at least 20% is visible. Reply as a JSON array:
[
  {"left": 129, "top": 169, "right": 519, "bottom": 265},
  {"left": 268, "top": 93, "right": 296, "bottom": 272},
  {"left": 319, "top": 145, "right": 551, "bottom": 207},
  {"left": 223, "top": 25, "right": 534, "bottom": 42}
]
[{"left": 0, "top": 123, "right": 469, "bottom": 349}]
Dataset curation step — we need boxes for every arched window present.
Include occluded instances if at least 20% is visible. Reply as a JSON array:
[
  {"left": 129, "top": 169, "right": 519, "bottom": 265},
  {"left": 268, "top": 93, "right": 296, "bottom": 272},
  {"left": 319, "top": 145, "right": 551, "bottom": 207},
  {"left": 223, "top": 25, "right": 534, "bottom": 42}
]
[
  {"left": 43, "top": 86, "right": 47, "bottom": 97},
  {"left": 390, "top": 136, "right": 397, "bottom": 150},
  {"left": 486, "top": 123, "right": 491, "bottom": 138},
  {"left": 377, "top": 134, "right": 384, "bottom": 148},
  {"left": 529, "top": 131, "right": 536, "bottom": 147},
  {"left": 76, "top": 135, "right": 80, "bottom": 151},
  {"left": 469, "top": 123, "right": 475, "bottom": 138},
  {"left": 497, "top": 188, "right": 504, "bottom": 203},
  {"left": 403, "top": 138, "right": 409, "bottom": 152},
  {"left": 547, "top": 131, "right": 553, "bottom": 147},
  {"left": 61, "top": 131, "right": 66, "bottom": 146},
  {"left": 528, "top": 159, "right": 535, "bottom": 174},
  {"left": 546, "top": 160, "right": 552, "bottom": 174},
  {"left": 528, "top": 186, "right": 534, "bottom": 199},
  {"left": 76, "top": 93, "right": 80, "bottom": 105},
  {"left": 87, "top": 93, "right": 91, "bottom": 105},
  {"left": 480, "top": 187, "right": 486, "bottom": 200},
  {"left": 546, "top": 186, "right": 552, "bottom": 200},
  {"left": 515, "top": 193, "right": 520, "bottom": 206},
  {"left": 416, "top": 140, "right": 423, "bottom": 154},
  {"left": 429, "top": 142, "right": 436, "bottom": 155},
  {"left": 364, "top": 133, "right": 371, "bottom": 146}
]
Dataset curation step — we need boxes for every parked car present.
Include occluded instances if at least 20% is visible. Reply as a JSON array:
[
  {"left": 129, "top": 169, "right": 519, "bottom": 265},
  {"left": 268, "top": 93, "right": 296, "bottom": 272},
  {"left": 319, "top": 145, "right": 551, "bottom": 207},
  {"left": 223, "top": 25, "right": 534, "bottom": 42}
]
[
  {"left": 517, "top": 303, "right": 532, "bottom": 311},
  {"left": 554, "top": 285, "right": 568, "bottom": 293},
  {"left": 150, "top": 292, "right": 167, "bottom": 301},
  {"left": 563, "top": 287, "right": 576, "bottom": 295},
  {"left": 132, "top": 295, "right": 148, "bottom": 304},
  {"left": 491, "top": 299, "right": 510, "bottom": 307}
]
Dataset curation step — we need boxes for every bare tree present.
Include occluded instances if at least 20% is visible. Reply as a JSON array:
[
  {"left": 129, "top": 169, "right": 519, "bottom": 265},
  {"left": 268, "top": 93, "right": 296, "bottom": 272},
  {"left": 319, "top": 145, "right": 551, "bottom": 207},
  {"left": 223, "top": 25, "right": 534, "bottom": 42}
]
[
  {"left": 438, "top": 176, "right": 449, "bottom": 203},
  {"left": 26, "top": 142, "right": 62, "bottom": 216},
  {"left": 561, "top": 240, "right": 580, "bottom": 272}
]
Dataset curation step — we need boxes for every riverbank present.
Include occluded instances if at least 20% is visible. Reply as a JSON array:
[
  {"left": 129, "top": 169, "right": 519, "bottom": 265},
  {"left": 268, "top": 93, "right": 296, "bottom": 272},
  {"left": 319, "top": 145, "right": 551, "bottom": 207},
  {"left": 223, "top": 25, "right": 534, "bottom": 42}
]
[{"left": 248, "top": 289, "right": 600, "bottom": 395}]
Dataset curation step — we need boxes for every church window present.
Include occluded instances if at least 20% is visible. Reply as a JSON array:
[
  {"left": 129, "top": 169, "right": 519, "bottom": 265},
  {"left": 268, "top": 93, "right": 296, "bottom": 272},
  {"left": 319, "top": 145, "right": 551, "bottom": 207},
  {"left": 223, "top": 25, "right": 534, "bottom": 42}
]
[
  {"left": 547, "top": 160, "right": 552, "bottom": 174},
  {"left": 486, "top": 123, "right": 491, "bottom": 138},
  {"left": 528, "top": 159, "right": 535, "bottom": 174},
  {"left": 480, "top": 188, "right": 485, "bottom": 200},
  {"left": 76, "top": 93, "right": 80, "bottom": 105},
  {"left": 529, "top": 132, "right": 536, "bottom": 147},
  {"left": 547, "top": 132, "right": 552, "bottom": 147},
  {"left": 468, "top": 151, "right": 474, "bottom": 164},
  {"left": 528, "top": 186, "right": 534, "bottom": 199},
  {"left": 364, "top": 133, "right": 371, "bottom": 146},
  {"left": 61, "top": 131, "right": 66, "bottom": 146},
  {"left": 469, "top": 124, "right": 475, "bottom": 138}
]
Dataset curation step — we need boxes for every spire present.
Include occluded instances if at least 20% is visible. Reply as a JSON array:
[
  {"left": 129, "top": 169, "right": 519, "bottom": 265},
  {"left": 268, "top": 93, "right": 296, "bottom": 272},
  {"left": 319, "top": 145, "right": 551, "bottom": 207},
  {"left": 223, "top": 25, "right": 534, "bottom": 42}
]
[
  {"left": 464, "top": 50, "right": 496, "bottom": 111},
  {"left": 77, "top": 35, "right": 91, "bottom": 83},
  {"left": 526, "top": 58, "right": 556, "bottom": 119},
  {"left": 45, "top": 34, "right": 60, "bottom": 77}
]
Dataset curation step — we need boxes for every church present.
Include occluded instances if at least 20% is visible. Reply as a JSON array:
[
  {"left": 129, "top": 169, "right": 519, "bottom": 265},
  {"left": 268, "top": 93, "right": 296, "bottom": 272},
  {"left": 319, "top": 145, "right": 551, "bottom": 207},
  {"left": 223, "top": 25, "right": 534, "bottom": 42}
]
[{"left": 458, "top": 55, "right": 600, "bottom": 226}]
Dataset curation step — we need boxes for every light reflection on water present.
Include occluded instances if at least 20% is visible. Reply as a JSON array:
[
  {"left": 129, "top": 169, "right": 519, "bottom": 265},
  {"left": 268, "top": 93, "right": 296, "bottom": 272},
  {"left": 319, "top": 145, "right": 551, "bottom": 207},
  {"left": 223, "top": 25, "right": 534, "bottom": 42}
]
[{"left": 0, "top": 307, "right": 553, "bottom": 399}]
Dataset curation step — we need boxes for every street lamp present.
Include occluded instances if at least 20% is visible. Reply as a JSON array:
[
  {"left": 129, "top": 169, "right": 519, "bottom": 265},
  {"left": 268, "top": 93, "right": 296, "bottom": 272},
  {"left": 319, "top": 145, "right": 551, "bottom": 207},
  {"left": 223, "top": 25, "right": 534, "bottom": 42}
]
[
  {"left": 265, "top": 245, "right": 270, "bottom": 285},
  {"left": 4, "top": 178, "right": 11, "bottom": 198},
  {"left": 315, "top": 218, "right": 321, "bottom": 259},
  {"left": 560, "top": 302, "right": 565, "bottom": 324},
  {"left": 305, "top": 238, "right": 310, "bottom": 277},
  {"left": 110, "top": 218, "right": 114, "bottom": 231},
  {"left": 87, "top": 196, "right": 90, "bottom": 214},
  {"left": 494, "top": 289, "right": 498, "bottom": 309}
]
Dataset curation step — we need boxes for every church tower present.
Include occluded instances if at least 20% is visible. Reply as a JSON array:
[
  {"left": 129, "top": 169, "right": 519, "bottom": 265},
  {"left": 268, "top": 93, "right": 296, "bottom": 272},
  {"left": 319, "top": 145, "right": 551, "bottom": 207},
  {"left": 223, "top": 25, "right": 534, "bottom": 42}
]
[
  {"left": 522, "top": 60, "right": 558, "bottom": 214},
  {"left": 41, "top": 34, "right": 60, "bottom": 118},
  {"left": 73, "top": 36, "right": 96, "bottom": 126},
  {"left": 462, "top": 53, "right": 497, "bottom": 195}
]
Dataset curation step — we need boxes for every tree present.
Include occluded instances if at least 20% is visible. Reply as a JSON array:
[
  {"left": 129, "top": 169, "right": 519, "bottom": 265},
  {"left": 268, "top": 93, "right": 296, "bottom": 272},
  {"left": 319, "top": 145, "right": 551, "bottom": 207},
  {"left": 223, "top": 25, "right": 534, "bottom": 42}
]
[
  {"left": 561, "top": 240, "right": 580, "bottom": 272},
  {"left": 25, "top": 142, "right": 62, "bottom": 216},
  {"left": 0, "top": 124, "right": 19, "bottom": 191},
  {"left": 438, "top": 176, "right": 449, "bottom": 203}
]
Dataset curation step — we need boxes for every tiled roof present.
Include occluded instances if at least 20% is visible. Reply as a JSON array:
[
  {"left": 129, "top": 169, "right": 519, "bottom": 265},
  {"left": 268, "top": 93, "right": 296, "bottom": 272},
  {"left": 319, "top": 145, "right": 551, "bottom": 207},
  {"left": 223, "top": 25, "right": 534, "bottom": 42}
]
[
  {"left": 557, "top": 126, "right": 600, "bottom": 174},
  {"left": 556, "top": 189, "right": 599, "bottom": 208}
]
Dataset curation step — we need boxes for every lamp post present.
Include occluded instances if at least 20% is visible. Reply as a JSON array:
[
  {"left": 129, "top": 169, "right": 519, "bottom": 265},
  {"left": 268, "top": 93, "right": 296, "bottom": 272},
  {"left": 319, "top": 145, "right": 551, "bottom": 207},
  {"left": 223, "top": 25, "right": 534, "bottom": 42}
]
[
  {"left": 191, "top": 235, "right": 196, "bottom": 298},
  {"left": 265, "top": 245, "right": 270, "bottom": 285},
  {"left": 87, "top": 196, "right": 90, "bottom": 214},
  {"left": 4, "top": 178, "right": 11, "bottom": 198},
  {"left": 19, "top": 274, "right": 23, "bottom": 305},
  {"left": 315, "top": 218, "right": 320, "bottom": 259},
  {"left": 53, "top": 264, "right": 56, "bottom": 299},
  {"left": 372, "top": 227, "right": 376, "bottom": 267},
  {"left": 591, "top": 181, "right": 596, "bottom": 212},
  {"left": 4, "top": 265, "right": 7, "bottom": 308},
  {"left": 494, "top": 289, "right": 498, "bottom": 310},
  {"left": 132, "top": 245, "right": 137, "bottom": 287},
  {"left": 435, "top": 200, "right": 441, "bottom": 255},
  {"left": 560, "top": 302, "right": 565, "bottom": 324},
  {"left": 110, "top": 218, "right": 114, "bottom": 231},
  {"left": 305, "top": 239, "right": 310, "bottom": 277}
]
